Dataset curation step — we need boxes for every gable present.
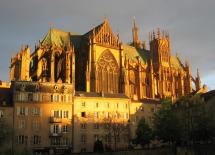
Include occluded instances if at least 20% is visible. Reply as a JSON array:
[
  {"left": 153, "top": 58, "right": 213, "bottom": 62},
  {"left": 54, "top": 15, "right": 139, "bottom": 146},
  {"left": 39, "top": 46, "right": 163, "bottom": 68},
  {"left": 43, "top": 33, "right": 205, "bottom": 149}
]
[{"left": 84, "top": 19, "right": 120, "bottom": 48}]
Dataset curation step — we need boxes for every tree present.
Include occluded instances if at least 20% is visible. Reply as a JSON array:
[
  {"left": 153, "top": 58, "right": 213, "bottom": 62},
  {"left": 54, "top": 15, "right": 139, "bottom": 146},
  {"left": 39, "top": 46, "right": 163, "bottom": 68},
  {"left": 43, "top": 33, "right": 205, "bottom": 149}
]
[
  {"left": 0, "top": 117, "right": 12, "bottom": 154},
  {"left": 103, "top": 115, "right": 129, "bottom": 151},
  {"left": 135, "top": 118, "right": 153, "bottom": 147},
  {"left": 0, "top": 119, "right": 11, "bottom": 146},
  {"left": 153, "top": 98, "right": 181, "bottom": 144},
  {"left": 174, "top": 94, "right": 215, "bottom": 144},
  {"left": 93, "top": 139, "right": 104, "bottom": 153}
]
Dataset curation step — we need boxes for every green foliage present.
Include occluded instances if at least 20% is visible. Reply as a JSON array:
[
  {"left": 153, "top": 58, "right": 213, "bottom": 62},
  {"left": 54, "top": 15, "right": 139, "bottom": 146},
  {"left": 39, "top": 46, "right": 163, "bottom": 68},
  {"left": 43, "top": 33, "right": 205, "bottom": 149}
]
[
  {"left": 103, "top": 116, "right": 129, "bottom": 151},
  {"left": 135, "top": 118, "right": 153, "bottom": 146},
  {"left": 153, "top": 98, "right": 181, "bottom": 143},
  {"left": 174, "top": 94, "right": 215, "bottom": 144},
  {"left": 0, "top": 119, "right": 11, "bottom": 146}
]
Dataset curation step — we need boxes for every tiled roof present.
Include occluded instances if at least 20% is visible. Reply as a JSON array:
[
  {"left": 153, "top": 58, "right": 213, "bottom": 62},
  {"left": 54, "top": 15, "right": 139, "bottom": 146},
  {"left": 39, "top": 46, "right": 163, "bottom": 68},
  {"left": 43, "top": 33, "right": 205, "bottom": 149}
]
[
  {"left": 41, "top": 28, "right": 71, "bottom": 47},
  {"left": 123, "top": 44, "right": 150, "bottom": 64}
]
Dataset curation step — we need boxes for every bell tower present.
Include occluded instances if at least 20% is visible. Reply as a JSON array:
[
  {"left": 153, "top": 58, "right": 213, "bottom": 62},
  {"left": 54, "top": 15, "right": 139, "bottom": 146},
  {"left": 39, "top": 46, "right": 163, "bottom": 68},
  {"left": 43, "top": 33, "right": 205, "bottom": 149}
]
[
  {"left": 149, "top": 28, "right": 171, "bottom": 69},
  {"left": 149, "top": 28, "right": 172, "bottom": 98}
]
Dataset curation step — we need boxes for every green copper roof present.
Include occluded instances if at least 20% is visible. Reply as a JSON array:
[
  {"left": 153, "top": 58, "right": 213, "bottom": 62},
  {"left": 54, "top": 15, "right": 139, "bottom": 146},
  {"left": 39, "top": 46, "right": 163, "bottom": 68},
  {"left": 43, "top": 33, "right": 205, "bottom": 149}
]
[
  {"left": 123, "top": 44, "right": 150, "bottom": 64},
  {"left": 41, "top": 28, "right": 81, "bottom": 48},
  {"left": 170, "top": 56, "right": 184, "bottom": 70},
  {"left": 41, "top": 28, "right": 71, "bottom": 47}
]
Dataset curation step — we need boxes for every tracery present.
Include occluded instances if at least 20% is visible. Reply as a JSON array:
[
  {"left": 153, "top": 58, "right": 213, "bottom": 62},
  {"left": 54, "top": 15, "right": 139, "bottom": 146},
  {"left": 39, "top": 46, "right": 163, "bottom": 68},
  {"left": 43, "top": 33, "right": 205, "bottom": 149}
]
[{"left": 96, "top": 50, "right": 119, "bottom": 93}]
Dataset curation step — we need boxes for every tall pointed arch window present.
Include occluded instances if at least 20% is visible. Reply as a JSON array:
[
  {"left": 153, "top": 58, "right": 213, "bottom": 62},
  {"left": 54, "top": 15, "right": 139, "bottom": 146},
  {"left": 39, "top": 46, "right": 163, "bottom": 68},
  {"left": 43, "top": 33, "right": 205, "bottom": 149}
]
[
  {"left": 42, "top": 58, "right": 48, "bottom": 76},
  {"left": 96, "top": 50, "right": 119, "bottom": 93}
]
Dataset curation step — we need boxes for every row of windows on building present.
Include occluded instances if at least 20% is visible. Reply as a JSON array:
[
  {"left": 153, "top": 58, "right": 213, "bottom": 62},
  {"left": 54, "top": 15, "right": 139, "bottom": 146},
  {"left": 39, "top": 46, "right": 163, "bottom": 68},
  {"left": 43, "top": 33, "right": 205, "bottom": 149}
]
[
  {"left": 80, "top": 101, "right": 128, "bottom": 109},
  {"left": 17, "top": 135, "right": 41, "bottom": 145},
  {"left": 134, "top": 106, "right": 157, "bottom": 113},
  {"left": 50, "top": 124, "right": 69, "bottom": 134},
  {"left": 17, "top": 135, "right": 70, "bottom": 146},
  {"left": 14, "top": 93, "right": 72, "bottom": 103},
  {"left": 18, "top": 119, "right": 41, "bottom": 130},
  {"left": 51, "top": 110, "right": 71, "bottom": 119},
  {"left": 80, "top": 123, "right": 101, "bottom": 130},
  {"left": 18, "top": 123, "right": 70, "bottom": 135},
  {"left": 80, "top": 133, "right": 128, "bottom": 144},
  {"left": 17, "top": 107, "right": 41, "bottom": 116},
  {"left": 16, "top": 107, "right": 71, "bottom": 119},
  {"left": 50, "top": 137, "right": 71, "bottom": 146},
  {"left": 80, "top": 111, "right": 129, "bottom": 119}
]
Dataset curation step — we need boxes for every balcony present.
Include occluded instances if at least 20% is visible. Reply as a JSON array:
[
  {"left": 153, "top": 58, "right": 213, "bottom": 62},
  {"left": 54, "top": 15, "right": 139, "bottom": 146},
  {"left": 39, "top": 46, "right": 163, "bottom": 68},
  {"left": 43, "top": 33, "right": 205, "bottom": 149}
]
[
  {"left": 49, "top": 132, "right": 63, "bottom": 137},
  {"left": 50, "top": 117, "right": 62, "bottom": 123}
]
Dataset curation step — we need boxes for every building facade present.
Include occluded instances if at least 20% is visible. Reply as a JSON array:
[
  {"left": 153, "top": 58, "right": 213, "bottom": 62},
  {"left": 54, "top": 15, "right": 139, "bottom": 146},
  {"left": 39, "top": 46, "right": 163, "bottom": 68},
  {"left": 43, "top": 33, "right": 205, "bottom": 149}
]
[
  {"left": 2, "top": 18, "right": 202, "bottom": 153},
  {"left": 10, "top": 18, "right": 201, "bottom": 100}
]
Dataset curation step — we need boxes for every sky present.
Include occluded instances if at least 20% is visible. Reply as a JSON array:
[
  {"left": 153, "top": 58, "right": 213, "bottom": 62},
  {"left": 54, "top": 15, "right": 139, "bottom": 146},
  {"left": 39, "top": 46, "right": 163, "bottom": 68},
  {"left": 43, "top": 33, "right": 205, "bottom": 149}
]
[{"left": 0, "top": 0, "right": 214, "bottom": 90}]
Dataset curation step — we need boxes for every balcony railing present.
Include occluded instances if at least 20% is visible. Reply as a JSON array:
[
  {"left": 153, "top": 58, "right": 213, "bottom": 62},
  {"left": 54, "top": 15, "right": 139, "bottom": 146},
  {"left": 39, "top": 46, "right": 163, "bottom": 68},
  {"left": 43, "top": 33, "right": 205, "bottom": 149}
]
[
  {"left": 49, "top": 132, "right": 63, "bottom": 137},
  {"left": 49, "top": 117, "right": 62, "bottom": 123}
]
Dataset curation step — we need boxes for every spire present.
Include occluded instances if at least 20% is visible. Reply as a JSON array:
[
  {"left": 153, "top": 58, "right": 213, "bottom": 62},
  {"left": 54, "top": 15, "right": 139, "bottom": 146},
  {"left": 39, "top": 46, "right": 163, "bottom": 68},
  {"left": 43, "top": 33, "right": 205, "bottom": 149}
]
[
  {"left": 195, "top": 68, "right": 201, "bottom": 91},
  {"left": 132, "top": 16, "right": 140, "bottom": 47},
  {"left": 149, "top": 32, "right": 151, "bottom": 42},
  {"left": 133, "top": 16, "right": 137, "bottom": 28},
  {"left": 11, "top": 50, "right": 14, "bottom": 58},
  {"left": 153, "top": 30, "right": 156, "bottom": 39},
  {"left": 157, "top": 28, "right": 161, "bottom": 39},
  {"left": 142, "top": 41, "right": 146, "bottom": 49},
  {"left": 104, "top": 16, "right": 108, "bottom": 24},
  {"left": 185, "top": 59, "right": 190, "bottom": 67},
  {"left": 197, "top": 68, "right": 200, "bottom": 78}
]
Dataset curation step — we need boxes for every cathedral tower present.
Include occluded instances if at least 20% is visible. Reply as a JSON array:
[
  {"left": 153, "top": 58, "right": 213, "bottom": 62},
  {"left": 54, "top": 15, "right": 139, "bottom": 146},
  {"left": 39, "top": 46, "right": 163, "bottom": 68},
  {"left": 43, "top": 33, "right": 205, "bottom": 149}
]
[
  {"left": 150, "top": 28, "right": 171, "bottom": 69},
  {"left": 149, "top": 28, "right": 172, "bottom": 98},
  {"left": 10, "top": 45, "right": 30, "bottom": 81}
]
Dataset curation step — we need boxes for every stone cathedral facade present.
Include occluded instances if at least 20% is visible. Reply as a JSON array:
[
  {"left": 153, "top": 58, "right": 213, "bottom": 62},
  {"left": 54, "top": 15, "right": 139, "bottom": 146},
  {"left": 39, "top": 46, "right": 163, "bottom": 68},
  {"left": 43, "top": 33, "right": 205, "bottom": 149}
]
[
  {"left": 4, "top": 18, "right": 202, "bottom": 153},
  {"left": 10, "top": 18, "right": 200, "bottom": 100}
]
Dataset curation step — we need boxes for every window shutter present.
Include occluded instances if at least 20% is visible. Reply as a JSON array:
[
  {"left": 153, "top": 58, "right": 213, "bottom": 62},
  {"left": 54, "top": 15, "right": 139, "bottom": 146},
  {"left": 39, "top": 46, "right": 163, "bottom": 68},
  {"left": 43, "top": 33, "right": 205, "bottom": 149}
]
[
  {"left": 32, "top": 108, "right": 34, "bottom": 116},
  {"left": 25, "top": 107, "right": 28, "bottom": 116},
  {"left": 40, "top": 108, "right": 42, "bottom": 116},
  {"left": 51, "top": 110, "right": 54, "bottom": 117},
  {"left": 68, "top": 110, "right": 71, "bottom": 119},
  {"left": 31, "top": 136, "right": 34, "bottom": 145},
  {"left": 50, "top": 125, "right": 54, "bottom": 133},
  {"left": 19, "top": 93, "right": 22, "bottom": 101},
  {"left": 17, "top": 107, "right": 20, "bottom": 116},
  {"left": 59, "top": 125, "right": 62, "bottom": 133}
]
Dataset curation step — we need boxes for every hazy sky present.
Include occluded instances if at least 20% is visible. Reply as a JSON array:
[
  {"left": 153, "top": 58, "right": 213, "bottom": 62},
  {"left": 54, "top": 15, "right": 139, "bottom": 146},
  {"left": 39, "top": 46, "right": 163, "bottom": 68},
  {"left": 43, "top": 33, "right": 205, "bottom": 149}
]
[{"left": 0, "top": 0, "right": 214, "bottom": 90}]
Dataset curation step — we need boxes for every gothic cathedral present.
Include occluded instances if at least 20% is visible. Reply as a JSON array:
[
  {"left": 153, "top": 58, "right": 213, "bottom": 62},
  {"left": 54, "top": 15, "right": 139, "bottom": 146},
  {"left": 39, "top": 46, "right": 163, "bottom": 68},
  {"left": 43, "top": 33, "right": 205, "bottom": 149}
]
[{"left": 10, "top": 18, "right": 201, "bottom": 100}]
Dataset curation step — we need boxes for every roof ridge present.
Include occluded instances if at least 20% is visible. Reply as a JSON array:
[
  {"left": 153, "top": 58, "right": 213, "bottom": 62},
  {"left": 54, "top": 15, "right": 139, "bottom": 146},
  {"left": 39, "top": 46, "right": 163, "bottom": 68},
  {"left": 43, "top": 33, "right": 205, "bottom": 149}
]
[
  {"left": 176, "top": 55, "right": 185, "bottom": 69},
  {"left": 41, "top": 27, "right": 70, "bottom": 47},
  {"left": 83, "top": 21, "right": 104, "bottom": 37}
]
